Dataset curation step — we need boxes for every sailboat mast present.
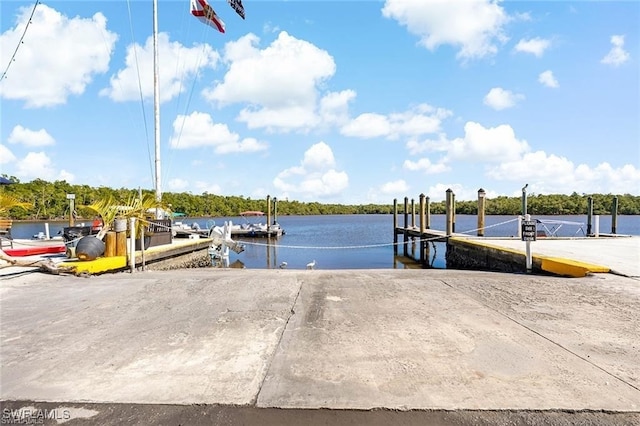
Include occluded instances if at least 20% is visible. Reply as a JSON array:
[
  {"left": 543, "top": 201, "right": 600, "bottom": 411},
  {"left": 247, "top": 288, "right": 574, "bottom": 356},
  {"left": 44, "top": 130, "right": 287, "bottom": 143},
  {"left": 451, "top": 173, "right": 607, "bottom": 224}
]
[{"left": 153, "top": 0, "right": 161, "bottom": 204}]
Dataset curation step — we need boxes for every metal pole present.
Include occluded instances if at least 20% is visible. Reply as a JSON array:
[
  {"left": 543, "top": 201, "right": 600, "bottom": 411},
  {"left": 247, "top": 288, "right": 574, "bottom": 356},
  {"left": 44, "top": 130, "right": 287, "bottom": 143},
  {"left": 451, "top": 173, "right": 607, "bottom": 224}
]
[
  {"left": 521, "top": 184, "right": 528, "bottom": 216},
  {"left": 153, "top": 0, "right": 161, "bottom": 205}
]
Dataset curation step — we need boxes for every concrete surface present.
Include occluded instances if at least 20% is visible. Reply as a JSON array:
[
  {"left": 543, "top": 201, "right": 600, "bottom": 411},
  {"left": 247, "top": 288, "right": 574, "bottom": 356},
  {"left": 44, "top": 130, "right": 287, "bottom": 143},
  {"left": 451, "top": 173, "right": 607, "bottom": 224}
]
[
  {"left": 1, "top": 269, "right": 639, "bottom": 422},
  {"left": 461, "top": 236, "right": 640, "bottom": 278}
]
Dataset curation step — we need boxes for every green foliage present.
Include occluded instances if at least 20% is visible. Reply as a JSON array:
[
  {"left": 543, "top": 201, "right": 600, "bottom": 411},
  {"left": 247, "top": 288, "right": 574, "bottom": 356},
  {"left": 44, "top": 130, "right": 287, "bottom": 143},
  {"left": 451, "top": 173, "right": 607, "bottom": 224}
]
[{"left": 1, "top": 178, "right": 639, "bottom": 218}]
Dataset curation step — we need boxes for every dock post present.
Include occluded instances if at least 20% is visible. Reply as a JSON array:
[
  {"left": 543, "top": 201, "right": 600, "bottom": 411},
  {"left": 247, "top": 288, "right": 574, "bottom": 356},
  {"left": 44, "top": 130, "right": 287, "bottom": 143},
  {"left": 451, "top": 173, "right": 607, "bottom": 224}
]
[
  {"left": 425, "top": 196, "right": 431, "bottom": 229},
  {"left": 445, "top": 189, "right": 453, "bottom": 236},
  {"left": 452, "top": 191, "right": 456, "bottom": 233},
  {"left": 586, "top": 196, "right": 593, "bottom": 235},
  {"left": 403, "top": 197, "right": 409, "bottom": 256},
  {"left": 129, "top": 217, "right": 136, "bottom": 273},
  {"left": 419, "top": 194, "right": 426, "bottom": 265},
  {"left": 521, "top": 184, "right": 528, "bottom": 216},
  {"left": 266, "top": 195, "right": 272, "bottom": 232},
  {"left": 67, "top": 193, "right": 76, "bottom": 227},
  {"left": 393, "top": 199, "right": 398, "bottom": 255},
  {"left": 273, "top": 197, "right": 278, "bottom": 225},
  {"left": 411, "top": 199, "right": 415, "bottom": 229},
  {"left": 611, "top": 196, "right": 618, "bottom": 234},
  {"left": 525, "top": 214, "right": 532, "bottom": 273},
  {"left": 477, "top": 188, "right": 486, "bottom": 236}
]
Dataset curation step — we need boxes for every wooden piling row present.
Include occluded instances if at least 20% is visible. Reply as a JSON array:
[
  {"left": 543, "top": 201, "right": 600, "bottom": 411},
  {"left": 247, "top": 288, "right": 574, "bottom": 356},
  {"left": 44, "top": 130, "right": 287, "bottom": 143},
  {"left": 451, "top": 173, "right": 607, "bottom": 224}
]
[{"left": 395, "top": 189, "right": 624, "bottom": 268}]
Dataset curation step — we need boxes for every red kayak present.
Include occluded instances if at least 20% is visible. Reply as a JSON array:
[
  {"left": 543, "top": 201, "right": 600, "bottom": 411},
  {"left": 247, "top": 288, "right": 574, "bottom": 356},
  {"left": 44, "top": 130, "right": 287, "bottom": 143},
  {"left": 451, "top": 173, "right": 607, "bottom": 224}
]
[{"left": 3, "top": 245, "right": 66, "bottom": 257}]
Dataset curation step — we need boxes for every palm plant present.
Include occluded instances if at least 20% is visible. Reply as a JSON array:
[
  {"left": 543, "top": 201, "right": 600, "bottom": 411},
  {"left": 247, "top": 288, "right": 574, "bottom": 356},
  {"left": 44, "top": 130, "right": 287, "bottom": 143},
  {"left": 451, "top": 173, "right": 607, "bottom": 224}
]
[
  {"left": 0, "top": 193, "right": 32, "bottom": 217},
  {"left": 84, "top": 193, "right": 167, "bottom": 240}
]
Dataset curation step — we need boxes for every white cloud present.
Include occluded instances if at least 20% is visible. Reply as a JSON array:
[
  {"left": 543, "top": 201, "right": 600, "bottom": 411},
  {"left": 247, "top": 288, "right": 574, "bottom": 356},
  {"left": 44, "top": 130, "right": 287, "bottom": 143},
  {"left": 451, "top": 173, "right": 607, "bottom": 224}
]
[
  {"left": 0, "top": 4, "right": 117, "bottom": 108},
  {"left": 101, "top": 33, "right": 220, "bottom": 102},
  {"left": 483, "top": 87, "right": 524, "bottom": 110},
  {"left": 403, "top": 158, "right": 450, "bottom": 174},
  {"left": 341, "top": 113, "right": 391, "bottom": 139},
  {"left": 487, "top": 152, "right": 640, "bottom": 194},
  {"left": 601, "top": 35, "right": 630, "bottom": 67},
  {"left": 446, "top": 122, "right": 530, "bottom": 163},
  {"left": 538, "top": 70, "right": 559, "bottom": 88},
  {"left": 341, "top": 104, "right": 452, "bottom": 139},
  {"left": 302, "top": 141, "right": 336, "bottom": 170},
  {"left": 406, "top": 134, "right": 450, "bottom": 155},
  {"left": 204, "top": 31, "right": 336, "bottom": 132},
  {"left": 0, "top": 144, "right": 17, "bottom": 164},
  {"left": 319, "top": 90, "right": 357, "bottom": 127},
  {"left": 193, "top": 181, "right": 222, "bottom": 195},
  {"left": 514, "top": 37, "right": 551, "bottom": 57},
  {"left": 8, "top": 125, "right": 55, "bottom": 147},
  {"left": 14, "top": 151, "right": 73, "bottom": 181},
  {"left": 169, "top": 111, "right": 268, "bottom": 154},
  {"left": 382, "top": 0, "right": 510, "bottom": 60},
  {"left": 273, "top": 142, "right": 348, "bottom": 199},
  {"left": 379, "top": 179, "right": 410, "bottom": 195},
  {"left": 168, "top": 178, "right": 189, "bottom": 191}
]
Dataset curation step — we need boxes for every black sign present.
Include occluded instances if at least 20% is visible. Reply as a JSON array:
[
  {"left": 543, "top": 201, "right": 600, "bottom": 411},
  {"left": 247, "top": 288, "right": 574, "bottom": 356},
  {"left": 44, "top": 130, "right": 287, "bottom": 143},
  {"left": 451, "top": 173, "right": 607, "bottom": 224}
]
[{"left": 521, "top": 220, "right": 537, "bottom": 241}]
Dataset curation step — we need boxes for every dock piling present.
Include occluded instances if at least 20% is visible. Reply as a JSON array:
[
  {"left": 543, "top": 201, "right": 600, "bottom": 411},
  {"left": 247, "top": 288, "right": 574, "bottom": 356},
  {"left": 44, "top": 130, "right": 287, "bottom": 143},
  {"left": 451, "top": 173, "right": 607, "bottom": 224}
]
[
  {"left": 403, "top": 197, "right": 409, "bottom": 256},
  {"left": 419, "top": 194, "right": 425, "bottom": 265},
  {"left": 611, "top": 196, "right": 618, "bottom": 234},
  {"left": 477, "top": 188, "right": 486, "bottom": 237},
  {"left": 445, "top": 189, "right": 453, "bottom": 236},
  {"left": 267, "top": 195, "right": 272, "bottom": 232},
  {"left": 587, "top": 196, "right": 593, "bottom": 235},
  {"left": 393, "top": 199, "right": 398, "bottom": 255},
  {"left": 411, "top": 199, "right": 415, "bottom": 229}
]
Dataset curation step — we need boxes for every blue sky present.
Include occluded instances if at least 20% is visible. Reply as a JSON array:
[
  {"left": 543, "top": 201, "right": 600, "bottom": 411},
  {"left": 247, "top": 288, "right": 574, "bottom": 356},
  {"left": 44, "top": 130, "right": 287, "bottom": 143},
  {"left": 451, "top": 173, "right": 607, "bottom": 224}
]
[{"left": 1, "top": 0, "right": 638, "bottom": 203}]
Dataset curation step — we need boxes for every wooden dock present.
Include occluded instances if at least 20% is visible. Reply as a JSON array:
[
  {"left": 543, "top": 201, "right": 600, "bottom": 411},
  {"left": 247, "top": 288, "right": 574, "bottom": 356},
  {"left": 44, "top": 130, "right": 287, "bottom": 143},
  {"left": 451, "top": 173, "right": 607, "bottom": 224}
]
[{"left": 392, "top": 192, "right": 639, "bottom": 278}]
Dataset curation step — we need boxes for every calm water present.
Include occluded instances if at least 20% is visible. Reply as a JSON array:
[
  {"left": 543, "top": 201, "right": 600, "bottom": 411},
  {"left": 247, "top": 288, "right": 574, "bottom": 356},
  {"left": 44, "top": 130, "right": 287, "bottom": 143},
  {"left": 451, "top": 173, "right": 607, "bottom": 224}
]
[{"left": 12, "top": 214, "right": 640, "bottom": 270}]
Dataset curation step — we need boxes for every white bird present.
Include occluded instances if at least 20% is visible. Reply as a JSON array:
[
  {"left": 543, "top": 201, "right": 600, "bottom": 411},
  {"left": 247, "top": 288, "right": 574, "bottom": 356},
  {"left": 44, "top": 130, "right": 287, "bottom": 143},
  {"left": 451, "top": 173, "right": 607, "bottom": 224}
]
[
  {"left": 306, "top": 259, "right": 316, "bottom": 270},
  {"left": 279, "top": 261, "right": 288, "bottom": 269}
]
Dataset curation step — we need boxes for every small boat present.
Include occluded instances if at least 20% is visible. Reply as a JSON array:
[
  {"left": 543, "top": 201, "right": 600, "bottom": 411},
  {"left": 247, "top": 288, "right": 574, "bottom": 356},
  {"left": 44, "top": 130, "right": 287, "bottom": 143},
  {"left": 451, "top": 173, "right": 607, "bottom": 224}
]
[
  {"left": 231, "top": 211, "right": 284, "bottom": 237},
  {"left": 3, "top": 245, "right": 66, "bottom": 257}
]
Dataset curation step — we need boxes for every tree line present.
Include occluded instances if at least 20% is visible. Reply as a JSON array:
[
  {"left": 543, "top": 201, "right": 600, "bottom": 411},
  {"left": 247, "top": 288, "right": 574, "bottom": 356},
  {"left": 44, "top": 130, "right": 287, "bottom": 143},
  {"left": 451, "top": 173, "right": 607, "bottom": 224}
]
[{"left": 1, "top": 177, "right": 638, "bottom": 220}]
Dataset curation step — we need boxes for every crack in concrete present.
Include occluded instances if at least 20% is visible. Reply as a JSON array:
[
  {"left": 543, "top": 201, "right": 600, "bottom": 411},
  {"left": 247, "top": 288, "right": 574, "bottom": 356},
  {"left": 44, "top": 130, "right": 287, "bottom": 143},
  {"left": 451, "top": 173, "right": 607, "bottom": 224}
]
[
  {"left": 252, "top": 274, "right": 305, "bottom": 405},
  {"left": 437, "top": 278, "right": 640, "bottom": 394}
]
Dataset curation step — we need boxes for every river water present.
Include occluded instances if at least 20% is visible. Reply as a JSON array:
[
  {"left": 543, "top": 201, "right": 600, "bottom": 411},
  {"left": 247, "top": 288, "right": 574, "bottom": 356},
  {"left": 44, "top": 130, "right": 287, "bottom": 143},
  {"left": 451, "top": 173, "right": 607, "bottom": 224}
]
[{"left": 11, "top": 214, "right": 640, "bottom": 270}]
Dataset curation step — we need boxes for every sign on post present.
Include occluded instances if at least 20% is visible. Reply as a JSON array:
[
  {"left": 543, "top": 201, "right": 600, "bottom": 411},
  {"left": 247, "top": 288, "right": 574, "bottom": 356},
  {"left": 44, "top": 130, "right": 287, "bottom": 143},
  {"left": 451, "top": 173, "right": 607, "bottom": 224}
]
[{"left": 521, "top": 220, "right": 537, "bottom": 241}]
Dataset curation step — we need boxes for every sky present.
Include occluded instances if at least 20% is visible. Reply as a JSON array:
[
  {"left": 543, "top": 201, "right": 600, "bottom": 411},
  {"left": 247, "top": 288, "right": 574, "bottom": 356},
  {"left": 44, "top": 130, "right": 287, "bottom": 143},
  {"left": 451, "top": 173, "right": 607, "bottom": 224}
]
[{"left": 1, "top": 0, "right": 639, "bottom": 204}]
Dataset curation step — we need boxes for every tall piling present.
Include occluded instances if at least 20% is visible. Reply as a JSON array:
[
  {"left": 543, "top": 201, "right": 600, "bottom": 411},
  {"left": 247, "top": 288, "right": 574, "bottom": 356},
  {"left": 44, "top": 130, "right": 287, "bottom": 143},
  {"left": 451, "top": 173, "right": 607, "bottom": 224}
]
[
  {"left": 451, "top": 191, "right": 456, "bottom": 233},
  {"left": 266, "top": 195, "right": 272, "bottom": 232},
  {"left": 411, "top": 199, "right": 415, "bottom": 229},
  {"left": 587, "top": 196, "right": 593, "bottom": 235},
  {"left": 425, "top": 196, "right": 431, "bottom": 229},
  {"left": 477, "top": 188, "right": 486, "bottom": 237},
  {"left": 611, "top": 196, "right": 618, "bottom": 234},
  {"left": 403, "top": 197, "right": 409, "bottom": 256},
  {"left": 393, "top": 199, "right": 398, "bottom": 255},
  {"left": 445, "top": 189, "right": 453, "bottom": 236},
  {"left": 419, "top": 194, "right": 426, "bottom": 265}
]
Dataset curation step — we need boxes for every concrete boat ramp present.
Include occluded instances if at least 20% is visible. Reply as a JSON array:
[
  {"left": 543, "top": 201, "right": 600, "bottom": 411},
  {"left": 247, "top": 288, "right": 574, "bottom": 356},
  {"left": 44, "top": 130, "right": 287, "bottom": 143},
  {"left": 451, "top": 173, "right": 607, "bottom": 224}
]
[{"left": 1, "top": 268, "right": 639, "bottom": 425}]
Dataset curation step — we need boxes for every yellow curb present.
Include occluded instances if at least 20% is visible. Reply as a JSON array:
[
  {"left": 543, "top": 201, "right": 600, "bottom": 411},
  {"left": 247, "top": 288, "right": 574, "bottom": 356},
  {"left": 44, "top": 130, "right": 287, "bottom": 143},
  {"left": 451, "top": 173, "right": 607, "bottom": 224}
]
[
  {"left": 540, "top": 257, "right": 610, "bottom": 278},
  {"left": 60, "top": 256, "right": 128, "bottom": 274}
]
